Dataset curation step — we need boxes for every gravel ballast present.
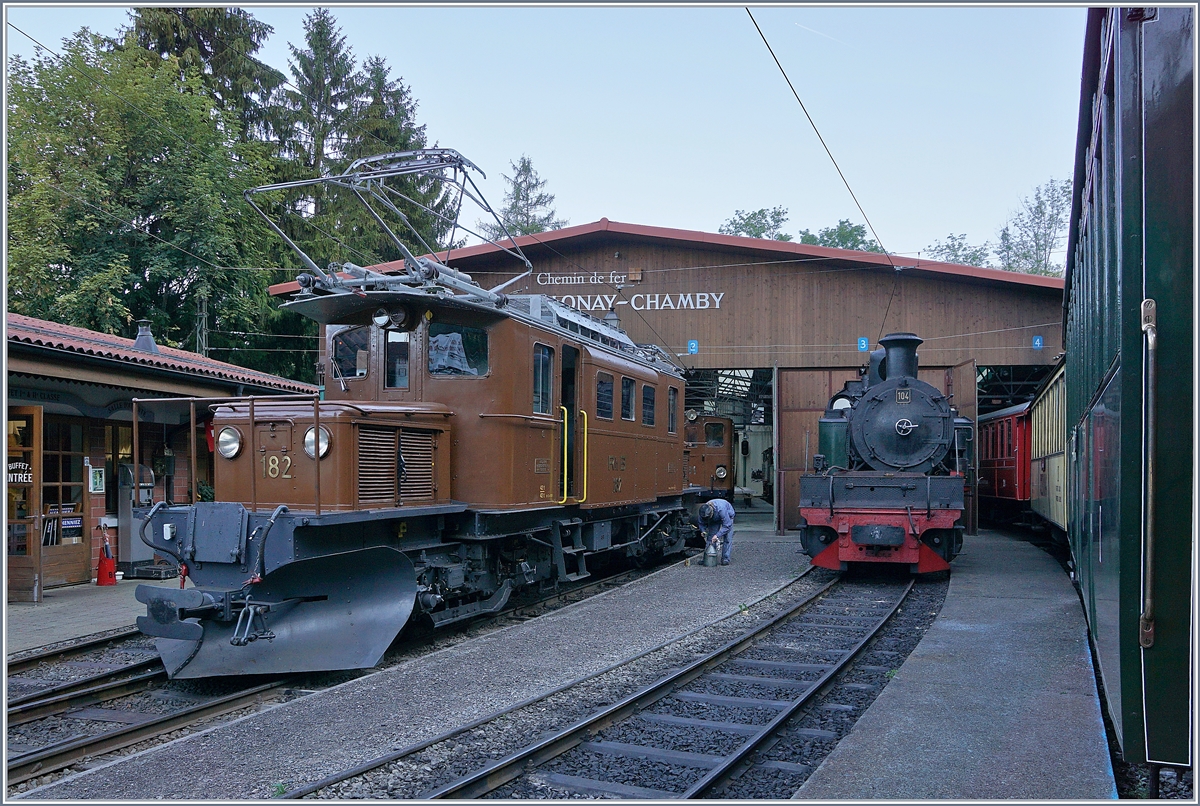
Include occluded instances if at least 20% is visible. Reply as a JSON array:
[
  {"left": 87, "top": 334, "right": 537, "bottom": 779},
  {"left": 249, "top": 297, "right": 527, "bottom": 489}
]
[{"left": 18, "top": 537, "right": 808, "bottom": 800}]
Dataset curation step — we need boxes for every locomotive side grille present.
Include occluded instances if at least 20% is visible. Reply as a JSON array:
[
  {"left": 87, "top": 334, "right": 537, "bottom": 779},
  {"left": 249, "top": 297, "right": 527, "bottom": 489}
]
[
  {"left": 358, "top": 427, "right": 398, "bottom": 506},
  {"left": 399, "top": 429, "right": 436, "bottom": 500}
]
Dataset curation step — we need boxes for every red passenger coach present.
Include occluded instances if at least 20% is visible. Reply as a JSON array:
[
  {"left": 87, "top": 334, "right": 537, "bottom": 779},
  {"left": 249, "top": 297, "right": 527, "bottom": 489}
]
[{"left": 977, "top": 403, "right": 1031, "bottom": 521}]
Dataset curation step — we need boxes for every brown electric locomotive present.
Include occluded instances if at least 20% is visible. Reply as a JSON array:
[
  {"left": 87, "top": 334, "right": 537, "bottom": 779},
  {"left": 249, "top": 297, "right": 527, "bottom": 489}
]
[
  {"left": 683, "top": 413, "right": 735, "bottom": 502},
  {"left": 134, "top": 151, "right": 700, "bottom": 678}
]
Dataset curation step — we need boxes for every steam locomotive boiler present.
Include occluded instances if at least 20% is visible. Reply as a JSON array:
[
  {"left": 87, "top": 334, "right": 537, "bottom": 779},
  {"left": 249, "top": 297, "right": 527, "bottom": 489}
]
[
  {"left": 797, "top": 333, "right": 972, "bottom": 573},
  {"left": 132, "top": 150, "right": 700, "bottom": 678}
]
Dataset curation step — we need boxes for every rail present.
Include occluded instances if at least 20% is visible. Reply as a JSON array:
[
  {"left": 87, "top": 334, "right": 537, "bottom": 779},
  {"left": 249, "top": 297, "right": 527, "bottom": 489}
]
[{"left": 132, "top": 394, "right": 322, "bottom": 516}]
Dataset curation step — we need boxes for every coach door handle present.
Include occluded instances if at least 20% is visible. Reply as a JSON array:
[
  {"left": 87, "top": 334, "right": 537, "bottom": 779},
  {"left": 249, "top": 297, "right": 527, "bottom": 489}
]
[
  {"left": 559, "top": 406, "right": 569, "bottom": 504},
  {"left": 1139, "top": 299, "right": 1157, "bottom": 648},
  {"left": 579, "top": 410, "right": 588, "bottom": 503}
]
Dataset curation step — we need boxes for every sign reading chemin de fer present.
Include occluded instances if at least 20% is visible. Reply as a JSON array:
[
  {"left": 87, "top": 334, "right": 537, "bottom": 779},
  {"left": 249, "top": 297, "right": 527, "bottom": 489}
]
[{"left": 534, "top": 271, "right": 724, "bottom": 313}]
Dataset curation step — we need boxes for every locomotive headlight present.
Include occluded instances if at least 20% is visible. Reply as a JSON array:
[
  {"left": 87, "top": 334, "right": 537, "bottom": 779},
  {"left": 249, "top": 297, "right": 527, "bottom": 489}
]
[
  {"left": 715, "top": 465, "right": 728, "bottom": 480},
  {"left": 303, "top": 426, "right": 331, "bottom": 459},
  {"left": 216, "top": 427, "right": 243, "bottom": 459}
]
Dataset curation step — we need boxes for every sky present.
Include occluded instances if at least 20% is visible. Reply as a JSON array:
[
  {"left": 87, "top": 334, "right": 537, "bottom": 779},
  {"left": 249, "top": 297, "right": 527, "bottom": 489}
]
[{"left": 4, "top": 4, "right": 1088, "bottom": 262}]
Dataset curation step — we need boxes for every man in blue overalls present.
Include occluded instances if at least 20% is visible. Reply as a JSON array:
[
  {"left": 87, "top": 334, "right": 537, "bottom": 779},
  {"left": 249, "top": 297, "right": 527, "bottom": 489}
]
[{"left": 698, "top": 498, "right": 736, "bottom": 565}]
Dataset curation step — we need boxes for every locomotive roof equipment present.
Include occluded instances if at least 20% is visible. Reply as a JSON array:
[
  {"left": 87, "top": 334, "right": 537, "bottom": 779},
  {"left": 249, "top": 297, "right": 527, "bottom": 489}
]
[{"left": 132, "top": 150, "right": 700, "bottom": 678}]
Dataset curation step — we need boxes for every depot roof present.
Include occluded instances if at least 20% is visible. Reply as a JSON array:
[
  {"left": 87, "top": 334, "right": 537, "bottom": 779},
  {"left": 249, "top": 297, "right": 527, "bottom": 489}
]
[{"left": 268, "top": 218, "right": 1065, "bottom": 297}]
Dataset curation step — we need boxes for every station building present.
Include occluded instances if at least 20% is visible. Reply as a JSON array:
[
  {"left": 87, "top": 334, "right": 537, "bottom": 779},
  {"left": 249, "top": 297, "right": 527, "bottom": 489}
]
[
  {"left": 5, "top": 314, "right": 314, "bottom": 601},
  {"left": 363, "top": 219, "right": 1065, "bottom": 532}
]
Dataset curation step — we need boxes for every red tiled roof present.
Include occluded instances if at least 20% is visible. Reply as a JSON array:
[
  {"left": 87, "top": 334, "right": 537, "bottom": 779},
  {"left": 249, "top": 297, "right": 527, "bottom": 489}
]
[
  {"left": 268, "top": 218, "right": 1065, "bottom": 297},
  {"left": 6, "top": 313, "right": 315, "bottom": 394}
]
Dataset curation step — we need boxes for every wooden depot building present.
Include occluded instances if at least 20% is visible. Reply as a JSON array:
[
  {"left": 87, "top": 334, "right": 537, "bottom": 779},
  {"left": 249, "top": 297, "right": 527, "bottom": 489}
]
[
  {"left": 6, "top": 314, "right": 314, "bottom": 602},
  {"left": 362, "top": 219, "right": 1065, "bottom": 532}
]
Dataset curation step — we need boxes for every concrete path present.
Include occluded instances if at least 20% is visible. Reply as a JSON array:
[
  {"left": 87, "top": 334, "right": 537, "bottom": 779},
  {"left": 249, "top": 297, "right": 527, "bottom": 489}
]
[
  {"left": 6, "top": 577, "right": 181, "bottom": 654},
  {"left": 795, "top": 530, "right": 1117, "bottom": 800}
]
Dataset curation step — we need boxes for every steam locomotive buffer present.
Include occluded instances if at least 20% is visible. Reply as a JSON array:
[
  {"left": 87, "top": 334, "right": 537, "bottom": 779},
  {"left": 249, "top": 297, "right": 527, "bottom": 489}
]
[{"left": 797, "top": 333, "right": 973, "bottom": 573}]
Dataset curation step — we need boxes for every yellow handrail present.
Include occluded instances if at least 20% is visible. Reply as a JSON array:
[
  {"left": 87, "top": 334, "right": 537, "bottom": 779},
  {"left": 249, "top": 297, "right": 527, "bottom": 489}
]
[
  {"left": 559, "top": 406, "right": 569, "bottom": 504},
  {"left": 580, "top": 410, "right": 588, "bottom": 503}
]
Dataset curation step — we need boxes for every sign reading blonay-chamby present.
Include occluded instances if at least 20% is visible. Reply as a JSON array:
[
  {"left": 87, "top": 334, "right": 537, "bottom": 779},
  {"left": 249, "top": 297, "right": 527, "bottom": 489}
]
[{"left": 534, "top": 271, "right": 724, "bottom": 313}]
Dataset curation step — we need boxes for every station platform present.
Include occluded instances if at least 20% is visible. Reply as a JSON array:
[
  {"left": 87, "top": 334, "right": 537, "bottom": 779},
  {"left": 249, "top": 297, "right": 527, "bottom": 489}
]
[
  {"left": 6, "top": 576, "right": 182, "bottom": 655},
  {"left": 795, "top": 528, "right": 1117, "bottom": 799}
]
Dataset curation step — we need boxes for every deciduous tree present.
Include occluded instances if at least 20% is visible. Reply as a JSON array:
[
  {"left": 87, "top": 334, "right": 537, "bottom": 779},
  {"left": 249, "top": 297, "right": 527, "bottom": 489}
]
[
  {"left": 798, "top": 219, "right": 882, "bottom": 253},
  {"left": 994, "top": 178, "right": 1072, "bottom": 276},
  {"left": 923, "top": 233, "right": 992, "bottom": 267},
  {"left": 719, "top": 206, "right": 793, "bottom": 241},
  {"left": 7, "top": 31, "right": 275, "bottom": 361}
]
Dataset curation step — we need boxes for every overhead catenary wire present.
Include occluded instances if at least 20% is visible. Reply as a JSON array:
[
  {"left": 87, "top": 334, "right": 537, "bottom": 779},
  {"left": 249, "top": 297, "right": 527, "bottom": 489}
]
[{"left": 744, "top": 8, "right": 902, "bottom": 342}]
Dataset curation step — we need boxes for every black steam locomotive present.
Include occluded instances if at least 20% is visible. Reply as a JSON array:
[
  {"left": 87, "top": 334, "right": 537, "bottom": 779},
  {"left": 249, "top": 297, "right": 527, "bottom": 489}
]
[{"left": 797, "top": 333, "right": 972, "bottom": 572}]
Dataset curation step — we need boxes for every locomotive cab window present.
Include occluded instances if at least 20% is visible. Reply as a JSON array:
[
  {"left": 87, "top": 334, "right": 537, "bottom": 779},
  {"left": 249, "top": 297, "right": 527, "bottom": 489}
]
[
  {"left": 533, "top": 344, "right": 554, "bottom": 414},
  {"left": 705, "top": 422, "right": 725, "bottom": 447},
  {"left": 596, "top": 373, "right": 614, "bottom": 419},
  {"left": 668, "top": 387, "right": 678, "bottom": 434},
  {"left": 642, "top": 386, "right": 656, "bottom": 426},
  {"left": 428, "top": 323, "right": 488, "bottom": 376},
  {"left": 385, "top": 330, "right": 409, "bottom": 389},
  {"left": 332, "top": 326, "right": 370, "bottom": 380},
  {"left": 621, "top": 377, "right": 635, "bottom": 420}
]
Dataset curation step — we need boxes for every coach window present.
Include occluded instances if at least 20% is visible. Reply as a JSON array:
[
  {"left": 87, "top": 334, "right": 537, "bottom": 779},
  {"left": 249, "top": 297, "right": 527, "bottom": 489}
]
[
  {"left": 668, "top": 388, "right": 678, "bottom": 434},
  {"left": 642, "top": 386, "right": 656, "bottom": 426},
  {"left": 621, "top": 378, "right": 635, "bottom": 421},
  {"left": 428, "top": 323, "right": 488, "bottom": 376},
  {"left": 533, "top": 344, "right": 554, "bottom": 414},
  {"left": 596, "top": 373, "right": 614, "bottom": 419},
  {"left": 705, "top": 421, "right": 725, "bottom": 447},
  {"left": 332, "top": 326, "right": 370, "bottom": 380},
  {"left": 385, "top": 331, "right": 409, "bottom": 389}
]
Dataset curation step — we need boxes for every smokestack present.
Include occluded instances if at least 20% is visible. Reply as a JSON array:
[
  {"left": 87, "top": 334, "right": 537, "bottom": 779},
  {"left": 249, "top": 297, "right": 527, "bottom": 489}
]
[
  {"left": 133, "top": 320, "right": 161, "bottom": 355},
  {"left": 879, "top": 332, "right": 922, "bottom": 379}
]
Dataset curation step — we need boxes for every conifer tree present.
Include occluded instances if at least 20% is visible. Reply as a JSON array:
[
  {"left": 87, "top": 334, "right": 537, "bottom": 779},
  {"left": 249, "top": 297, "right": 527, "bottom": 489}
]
[{"left": 479, "top": 156, "right": 568, "bottom": 241}]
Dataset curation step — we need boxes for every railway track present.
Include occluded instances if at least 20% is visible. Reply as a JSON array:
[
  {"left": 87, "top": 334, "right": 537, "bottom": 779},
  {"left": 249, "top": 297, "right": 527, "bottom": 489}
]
[
  {"left": 277, "top": 567, "right": 923, "bottom": 799},
  {"left": 7, "top": 678, "right": 290, "bottom": 786},
  {"left": 428, "top": 576, "right": 913, "bottom": 799},
  {"left": 6, "top": 628, "right": 142, "bottom": 677},
  {"left": 6, "top": 555, "right": 688, "bottom": 794},
  {"left": 281, "top": 571, "right": 941, "bottom": 800}
]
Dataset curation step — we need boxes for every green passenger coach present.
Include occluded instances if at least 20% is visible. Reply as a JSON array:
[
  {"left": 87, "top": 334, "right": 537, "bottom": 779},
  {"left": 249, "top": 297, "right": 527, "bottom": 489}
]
[{"left": 1063, "top": 7, "right": 1193, "bottom": 771}]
